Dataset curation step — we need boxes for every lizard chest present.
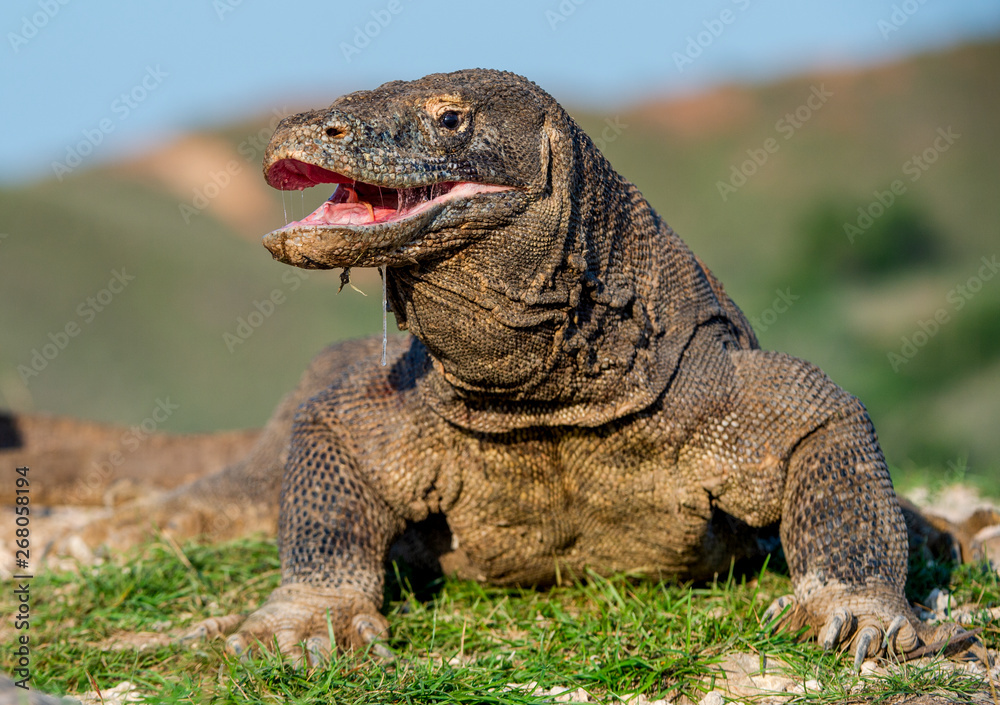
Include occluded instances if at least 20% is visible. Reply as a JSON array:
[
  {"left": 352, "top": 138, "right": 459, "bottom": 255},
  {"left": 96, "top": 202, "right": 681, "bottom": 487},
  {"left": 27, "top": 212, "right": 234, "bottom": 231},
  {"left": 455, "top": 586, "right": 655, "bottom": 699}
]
[{"left": 441, "top": 427, "right": 716, "bottom": 583}]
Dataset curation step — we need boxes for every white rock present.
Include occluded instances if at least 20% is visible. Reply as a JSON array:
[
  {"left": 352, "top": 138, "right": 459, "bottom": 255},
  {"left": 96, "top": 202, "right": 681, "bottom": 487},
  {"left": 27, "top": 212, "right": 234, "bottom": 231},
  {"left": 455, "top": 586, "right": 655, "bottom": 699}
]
[
  {"left": 78, "top": 681, "right": 142, "bottom": 705},
  {"left": 749, "top": 674, "right": 795, "bottom": 692},
  {"left": 698, "top": 691, "right": 725, "bottom": 705},
  {"left": 553, "top": 686, "right": 591, "bottom": 702},
  {"left": 905, "top": 485, "right": 993, "bottom": 524},
  {"left": 503, "top": 680, "right": 539, "bottom": 694},
  {"left": 619, "top": 693, "right": 671, "bottom": 705},
  {"left": 66, "top": 534, "right": 94, "bottom": 564},
  {"left": 955, "top": 604, "right": 1000, "bottom": 625},
  {"left": 789, "top": 678, "right": 822, "bottom": 694},
  {"left": 927, "top": 587, "right": 952, "bottom": 615},
  {"left": 859, "top": 660, "right": 879, "bottom": 675}
]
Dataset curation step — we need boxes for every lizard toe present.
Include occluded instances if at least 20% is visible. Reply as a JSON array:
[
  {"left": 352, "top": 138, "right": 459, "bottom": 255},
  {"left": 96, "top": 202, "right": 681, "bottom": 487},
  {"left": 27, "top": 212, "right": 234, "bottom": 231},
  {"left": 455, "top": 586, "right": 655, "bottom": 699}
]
[
  {"left": 222, "top": 592, "right": 313, "bottom": 663},
  {"left": 882, "top": 614, "right": 917, "bottom": 653},
  {"left": 852, "top": 624, "right": 880, "bottom": 671},
  {"left": 176, "top": 613, "right": 244, "bottom": 643},
  {"left": 762, "top": 594, "right": 797, "bottom": 629},
  {"left": 819, "top": 607, "right": 855, "bottom": 651},
  {"left": 223, "top": 613, "right": 315, "bottom": 667},
  {"left": 845, "top": 611, "right": 920, "bottom": 660},
  {"left": 353, "top": 614, "right": 395, "bottom": 661},
  {"left": 304, "top": 635, "right": 333, "bottom": 667},
  {"left": 224, "top": 632, "right": 252, "bottom": 661}
]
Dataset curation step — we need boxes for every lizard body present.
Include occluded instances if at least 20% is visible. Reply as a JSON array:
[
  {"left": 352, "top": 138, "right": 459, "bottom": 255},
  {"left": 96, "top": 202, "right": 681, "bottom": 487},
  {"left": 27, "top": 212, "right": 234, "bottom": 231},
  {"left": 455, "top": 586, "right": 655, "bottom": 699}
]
[
  {"left": 1, "top": 70, "right": 989, "bottom": 704},
  {"left": 220, "top": 69, "right": 954, "bottom": 667}
]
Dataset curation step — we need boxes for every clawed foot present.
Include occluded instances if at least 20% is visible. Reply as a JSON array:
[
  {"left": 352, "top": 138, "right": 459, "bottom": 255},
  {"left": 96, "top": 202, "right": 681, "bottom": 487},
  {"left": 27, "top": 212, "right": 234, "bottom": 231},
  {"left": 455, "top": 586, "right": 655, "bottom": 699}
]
[
  {"left": 762, "top": 592, "right": 979, "bottom": 670},
  {"left": 183, "top": 584, "right": 394, "bottom": 667}
]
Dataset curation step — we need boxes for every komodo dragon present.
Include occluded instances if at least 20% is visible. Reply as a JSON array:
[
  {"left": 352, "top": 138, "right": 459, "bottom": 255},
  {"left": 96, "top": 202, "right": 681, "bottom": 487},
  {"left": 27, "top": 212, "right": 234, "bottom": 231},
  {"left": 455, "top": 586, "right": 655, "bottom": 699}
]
[
  {"left": 204, "top": 68, "right": 969, "bottom": 668},
  {"left": 5, "top": 70, "right": 978, "bottom": 676}
]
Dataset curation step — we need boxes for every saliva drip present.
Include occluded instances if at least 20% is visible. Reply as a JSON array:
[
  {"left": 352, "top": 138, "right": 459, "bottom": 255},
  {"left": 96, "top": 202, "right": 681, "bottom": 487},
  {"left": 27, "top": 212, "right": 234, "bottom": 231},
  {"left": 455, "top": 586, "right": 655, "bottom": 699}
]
[{"left": 380, "top": 267, "right": 388, "bottom": 366}]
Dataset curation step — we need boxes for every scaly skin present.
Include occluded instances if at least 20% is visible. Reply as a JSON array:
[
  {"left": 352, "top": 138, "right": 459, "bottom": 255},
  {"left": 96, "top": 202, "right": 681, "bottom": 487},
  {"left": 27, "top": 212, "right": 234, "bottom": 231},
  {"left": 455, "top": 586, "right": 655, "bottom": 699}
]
[{"left": 216, "top": 69, "right": 966, "bottom": 667}]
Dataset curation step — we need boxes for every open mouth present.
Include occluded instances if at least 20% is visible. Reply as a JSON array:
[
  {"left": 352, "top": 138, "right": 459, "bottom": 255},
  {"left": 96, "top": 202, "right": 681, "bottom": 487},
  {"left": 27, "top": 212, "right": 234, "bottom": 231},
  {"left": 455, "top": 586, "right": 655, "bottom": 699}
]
[{"left": 267, "top": 158, "right": 512, "bottom": 229}]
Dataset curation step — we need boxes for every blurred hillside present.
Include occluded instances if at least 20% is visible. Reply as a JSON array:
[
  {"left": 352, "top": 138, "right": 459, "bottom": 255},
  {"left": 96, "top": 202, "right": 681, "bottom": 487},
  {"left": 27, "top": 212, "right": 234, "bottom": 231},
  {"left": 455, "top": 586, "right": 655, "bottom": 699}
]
[{"left": 1, "top": 41, "right": 998, "bottom": 487}]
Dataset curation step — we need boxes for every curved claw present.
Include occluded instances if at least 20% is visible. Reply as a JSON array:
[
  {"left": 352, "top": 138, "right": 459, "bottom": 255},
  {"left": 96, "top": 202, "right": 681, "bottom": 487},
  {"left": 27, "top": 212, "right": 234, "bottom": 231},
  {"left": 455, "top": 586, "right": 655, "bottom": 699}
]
[
  {"left": 370, "top": 641, "right": 396, "bottom": 662},
  {"left": 354, "top": 615, "right": 396, "bottom": 662},
  {"left": 819, "top": 608, "right": 853, "bottom": 651},
  {"left": 176, "top": 613, "right": 245, "bottom": 644},
  {"left": 853, "top": 625, "right": 880, "bottom": 672},
  {"left": 882, "top": 615, "right": 907, "bottom": 653},
  {"left": 224, "top": 632, "right": 252, "bottom": 661},
  {"left": 305, "top": 635, "right": 332, "bottom": 666},
  {"left": 762, "top": 595, "right": 796, "bottom": 629}
]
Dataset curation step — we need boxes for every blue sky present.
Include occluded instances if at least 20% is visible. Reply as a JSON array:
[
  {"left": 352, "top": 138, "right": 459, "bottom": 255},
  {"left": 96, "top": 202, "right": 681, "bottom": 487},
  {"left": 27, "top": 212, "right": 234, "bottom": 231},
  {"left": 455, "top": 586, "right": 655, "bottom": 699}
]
[{"left": 2, "top": 0, "right": 998, "bottom": 185}]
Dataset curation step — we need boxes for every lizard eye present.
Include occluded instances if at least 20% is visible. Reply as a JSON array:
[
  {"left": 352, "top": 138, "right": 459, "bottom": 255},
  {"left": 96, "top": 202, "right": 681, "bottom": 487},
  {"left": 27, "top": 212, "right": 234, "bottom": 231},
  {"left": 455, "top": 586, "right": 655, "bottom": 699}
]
[{"left": 439, "top": 110, "right": 461, "bottom": 130}]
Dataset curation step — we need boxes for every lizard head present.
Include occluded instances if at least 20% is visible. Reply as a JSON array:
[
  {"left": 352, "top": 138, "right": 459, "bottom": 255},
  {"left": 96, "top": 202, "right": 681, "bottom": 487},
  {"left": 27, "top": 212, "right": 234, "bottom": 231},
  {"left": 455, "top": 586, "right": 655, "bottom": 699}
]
[
  {"left": 258, "top": 70, "right": 751, "bottom": 428},
  {"left": 261, "top": 69, "right": 559, "bottom": 269}
]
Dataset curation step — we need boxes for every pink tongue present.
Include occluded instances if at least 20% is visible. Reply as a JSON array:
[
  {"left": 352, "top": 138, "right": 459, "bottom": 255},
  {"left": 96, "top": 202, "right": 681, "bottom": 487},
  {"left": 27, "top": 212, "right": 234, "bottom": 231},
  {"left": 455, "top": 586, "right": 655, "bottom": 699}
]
[
  {"left": 267, "top": 159, "right": 353, "bottom": 190},
  {"left": 293, "top": 200, "right": 396, "bottom": 226}
]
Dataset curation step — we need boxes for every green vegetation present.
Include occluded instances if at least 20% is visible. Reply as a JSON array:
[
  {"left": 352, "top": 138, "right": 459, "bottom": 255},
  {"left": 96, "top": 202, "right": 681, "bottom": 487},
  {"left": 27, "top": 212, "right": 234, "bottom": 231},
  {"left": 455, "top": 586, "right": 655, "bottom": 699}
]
[
  {"left": 2, "top": 536, "right": 996, "bottom": 703},
  {"left": 798, "top": 200, "right": 942, "bottom": 282},
  {"left": 1, "top": 42, "right": 998, "bottom": 483}
]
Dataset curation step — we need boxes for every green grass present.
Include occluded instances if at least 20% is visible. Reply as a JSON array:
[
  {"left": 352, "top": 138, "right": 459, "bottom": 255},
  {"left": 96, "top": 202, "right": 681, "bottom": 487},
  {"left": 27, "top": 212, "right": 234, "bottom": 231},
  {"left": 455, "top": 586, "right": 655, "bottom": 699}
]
[{"left": 4, "top": 536, "right": 996, "bottom": 704}]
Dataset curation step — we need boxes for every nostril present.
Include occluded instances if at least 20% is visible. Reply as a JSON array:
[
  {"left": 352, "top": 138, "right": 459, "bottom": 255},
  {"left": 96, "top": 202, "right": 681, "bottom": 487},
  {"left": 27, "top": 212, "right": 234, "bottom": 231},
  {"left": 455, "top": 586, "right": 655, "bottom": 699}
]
[{"left": 324, "top": 126, "right": 346, "bottom": 139}]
